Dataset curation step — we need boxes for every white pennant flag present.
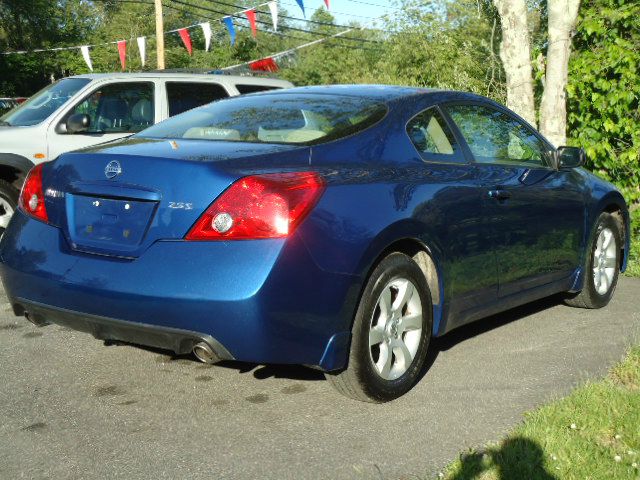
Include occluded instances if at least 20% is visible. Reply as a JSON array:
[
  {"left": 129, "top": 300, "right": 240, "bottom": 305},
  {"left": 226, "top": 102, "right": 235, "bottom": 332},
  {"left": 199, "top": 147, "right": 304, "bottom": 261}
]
[
  {"left": 200, "top": 22, "right": 212, "bottom": 52},
  {"left": 137, "top": 37, "right": 146, "bottom": 67},
  {"left": 80, "top": 45, "right": 93, "bottom": 71},
  {"left": 268, "top": 1, "right": 278, "bottom": 31}
]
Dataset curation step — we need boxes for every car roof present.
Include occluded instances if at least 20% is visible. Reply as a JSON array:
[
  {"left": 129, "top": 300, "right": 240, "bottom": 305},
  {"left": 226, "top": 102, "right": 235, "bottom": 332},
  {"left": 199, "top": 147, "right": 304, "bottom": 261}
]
[
  {"left": 69, "top": 72, "right": 292, "bottom": 86},
  {"left": 250, "top": 84, "right": 491, "bottom": 103}
]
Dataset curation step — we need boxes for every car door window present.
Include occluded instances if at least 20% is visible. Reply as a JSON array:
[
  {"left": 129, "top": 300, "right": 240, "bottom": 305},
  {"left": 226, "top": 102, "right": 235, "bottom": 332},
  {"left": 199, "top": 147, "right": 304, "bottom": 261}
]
[
  {"left": 446, "top": 104, "right": 549, "bottom": 167},
  {"left": 166, "top": 82, "right": 229, "bottom": 117},
  {"left": 406, "top": 107, "right": 465, "bottom": 162},
  {"left": 67, "top": 82, "right": 154, "bottom": 134}
]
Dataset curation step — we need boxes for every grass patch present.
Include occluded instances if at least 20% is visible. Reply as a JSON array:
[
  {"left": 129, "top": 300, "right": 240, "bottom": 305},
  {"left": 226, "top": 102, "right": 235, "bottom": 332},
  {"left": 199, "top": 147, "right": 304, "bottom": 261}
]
[{"left": 440, "top": 346, "right": 640, "bottom": 480}]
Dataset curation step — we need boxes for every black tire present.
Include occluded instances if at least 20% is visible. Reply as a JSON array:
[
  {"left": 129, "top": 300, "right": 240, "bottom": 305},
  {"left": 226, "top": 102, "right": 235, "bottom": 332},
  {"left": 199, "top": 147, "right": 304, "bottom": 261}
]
[
  {"left": 565, "top": 212, "right": 622, "bottom": 309},
  {"left": 326, "top": 252, "right": 433, "bottom": 402},
  {"left": 0, "top": 179, "right": 19, "bottom": 234}
]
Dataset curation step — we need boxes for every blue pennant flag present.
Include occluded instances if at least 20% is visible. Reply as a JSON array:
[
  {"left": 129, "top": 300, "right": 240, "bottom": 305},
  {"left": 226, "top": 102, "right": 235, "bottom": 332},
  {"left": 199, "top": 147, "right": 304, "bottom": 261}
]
[
  {"left": 295, "top": 0, "right": 305, "bottom": 17},
  {"left": 223, "top": 17, "right": 236, "bottom": 45}
]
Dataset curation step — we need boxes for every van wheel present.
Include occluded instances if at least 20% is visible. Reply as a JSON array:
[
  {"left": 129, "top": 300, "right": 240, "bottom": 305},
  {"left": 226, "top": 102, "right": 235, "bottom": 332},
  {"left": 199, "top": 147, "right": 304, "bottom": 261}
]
[
  {"left": 0, "top": 179, "right": 18, "bottom": 234},
  {"left": 325, "top": 253, "right": 432, "bottom": 402}
]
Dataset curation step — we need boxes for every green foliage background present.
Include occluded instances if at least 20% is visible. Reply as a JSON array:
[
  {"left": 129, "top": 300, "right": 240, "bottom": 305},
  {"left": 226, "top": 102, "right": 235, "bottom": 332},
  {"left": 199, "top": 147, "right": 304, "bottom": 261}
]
[{"left": 0, "top": 0, "right": 637, "bottom": 273}]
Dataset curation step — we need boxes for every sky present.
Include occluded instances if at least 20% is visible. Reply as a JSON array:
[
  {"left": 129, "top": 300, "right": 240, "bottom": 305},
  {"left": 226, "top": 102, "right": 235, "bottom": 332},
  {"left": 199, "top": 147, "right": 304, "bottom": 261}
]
[{"left": 277, "top": 0, "right": 399, "bottom": 29}]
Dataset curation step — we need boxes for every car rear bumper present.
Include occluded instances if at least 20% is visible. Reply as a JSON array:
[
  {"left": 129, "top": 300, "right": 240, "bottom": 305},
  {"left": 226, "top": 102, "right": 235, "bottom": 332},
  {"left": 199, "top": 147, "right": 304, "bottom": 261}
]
[
  {"left": 13, "top": 297, "right": 234, "bottom": 361},
  {"left": 0, "top": 212, "right": 360, "bottom": 371}
]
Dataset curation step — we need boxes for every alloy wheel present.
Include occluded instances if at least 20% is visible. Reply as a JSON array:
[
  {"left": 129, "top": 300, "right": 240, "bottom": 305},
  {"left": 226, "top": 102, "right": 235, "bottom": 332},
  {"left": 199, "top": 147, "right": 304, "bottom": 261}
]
[
  {"left": 368, "top": 277, "right": 423, "bottom": 380},
  {"left": 593, "top": 227, "right": 617, "bottom": 295}
]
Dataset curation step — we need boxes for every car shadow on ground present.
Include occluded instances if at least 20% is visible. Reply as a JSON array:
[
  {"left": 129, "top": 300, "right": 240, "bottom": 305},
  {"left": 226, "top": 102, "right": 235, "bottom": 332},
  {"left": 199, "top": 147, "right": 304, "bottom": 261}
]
[
  {"left": 127, "top": 293, "right": 564, "bottom": 383},
  {"left": 445, "top": 436, "right": 559, "bottom": 479}
]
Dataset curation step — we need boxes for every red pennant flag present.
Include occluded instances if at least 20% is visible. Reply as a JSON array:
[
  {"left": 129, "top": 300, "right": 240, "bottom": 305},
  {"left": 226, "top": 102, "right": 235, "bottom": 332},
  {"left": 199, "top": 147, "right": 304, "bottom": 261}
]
[
  {"left": 324, "top": 0, "right": 330, "bottom": 8},
  {"left": 245, "top": 9, "right": 257, "bottom": 38},
  {"left": 178, "top": 28, "right": 192, "bottom": 55},
  {"left": 250, "top": 57, "right": 279, "bottom": 72},
  {"left": 117, "top": 40, "right": 127, "bottom": 70}
]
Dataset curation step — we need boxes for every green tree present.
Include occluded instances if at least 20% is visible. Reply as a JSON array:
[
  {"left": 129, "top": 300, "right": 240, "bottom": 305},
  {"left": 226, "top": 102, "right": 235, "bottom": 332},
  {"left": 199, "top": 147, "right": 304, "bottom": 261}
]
[{"left": 567, "top": 0, "right": 640, "bottom": 208}]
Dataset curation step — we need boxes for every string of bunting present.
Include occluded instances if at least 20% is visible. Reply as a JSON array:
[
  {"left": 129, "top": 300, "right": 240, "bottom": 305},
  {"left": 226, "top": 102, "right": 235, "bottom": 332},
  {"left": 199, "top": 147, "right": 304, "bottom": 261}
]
[
  {"left": 222, "top": 28, "right": 352, "bottom": 73},
  {"left": 0, "top": 0, "right": 332, "bottom": 71}
]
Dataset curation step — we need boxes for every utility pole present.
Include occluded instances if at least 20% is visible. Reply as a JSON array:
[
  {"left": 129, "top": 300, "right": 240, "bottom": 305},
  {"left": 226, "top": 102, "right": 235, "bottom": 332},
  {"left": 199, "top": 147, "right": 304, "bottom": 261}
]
[{"left": 155, "top": 0, "right": 165, "bottom": 69}]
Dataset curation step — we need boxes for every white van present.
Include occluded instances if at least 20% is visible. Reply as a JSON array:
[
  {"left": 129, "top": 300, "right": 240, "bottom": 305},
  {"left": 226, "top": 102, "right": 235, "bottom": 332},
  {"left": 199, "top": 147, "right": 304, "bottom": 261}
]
[{"left": 0, "top": 73, "right": 293, "bottom": 232}]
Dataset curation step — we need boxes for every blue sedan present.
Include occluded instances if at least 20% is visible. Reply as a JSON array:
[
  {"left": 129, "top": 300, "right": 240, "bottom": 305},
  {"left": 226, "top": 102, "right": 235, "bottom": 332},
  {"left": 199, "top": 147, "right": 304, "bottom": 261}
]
[{"left": 0, "top": 86, "right": 630, "bottom": 402}]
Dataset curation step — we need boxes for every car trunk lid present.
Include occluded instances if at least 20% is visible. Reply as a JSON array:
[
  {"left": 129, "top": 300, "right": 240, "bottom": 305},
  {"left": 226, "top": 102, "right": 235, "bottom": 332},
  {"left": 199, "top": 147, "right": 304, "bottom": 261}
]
[{"left": 43, "top": 138, "right": 311, "bottom": 258}]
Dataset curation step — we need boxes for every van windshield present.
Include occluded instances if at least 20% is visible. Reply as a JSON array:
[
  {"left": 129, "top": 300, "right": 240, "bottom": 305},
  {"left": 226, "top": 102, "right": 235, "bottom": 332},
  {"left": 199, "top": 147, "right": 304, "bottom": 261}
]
[
  {"left": 0, "top": 78, "right": 91, "bottom": 127},
  {"left": 137, "top": 93, "right": 387, "bottom": 145}
]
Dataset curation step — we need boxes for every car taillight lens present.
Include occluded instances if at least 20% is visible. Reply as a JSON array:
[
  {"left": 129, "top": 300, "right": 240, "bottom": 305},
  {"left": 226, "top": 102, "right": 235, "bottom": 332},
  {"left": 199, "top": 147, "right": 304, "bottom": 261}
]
[
  {"left": 19, "top": 164, "right": 48, "bottom": 222},
  {"left": 186, "top": 172, "right": 325, "bottom": 241}
]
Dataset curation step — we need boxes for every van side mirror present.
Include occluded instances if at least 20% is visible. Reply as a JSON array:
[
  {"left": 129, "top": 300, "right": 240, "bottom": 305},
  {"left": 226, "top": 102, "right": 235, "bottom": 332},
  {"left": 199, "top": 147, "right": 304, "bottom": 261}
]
[
  {"left": 66, "top": 113, "right": 91, "bottom": 134},
  {"left": 556, "top": 146, "right": 585, "bottom": 169}
]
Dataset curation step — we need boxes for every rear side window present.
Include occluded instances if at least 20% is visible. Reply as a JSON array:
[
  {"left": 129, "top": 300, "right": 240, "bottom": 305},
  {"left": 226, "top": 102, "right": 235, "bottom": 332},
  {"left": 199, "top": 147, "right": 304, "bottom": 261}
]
[
  {"left": 235, "top": 84, "right": 280, "bottom": 95},
  {"left": 67, "top": 82, "right": 154, "bottom": 134},
  {"left": 166, "top": 82, "right": 229, "bottom": 117},
  {"left": 407, "top": 108, "right": 464, "bottom": 162}
]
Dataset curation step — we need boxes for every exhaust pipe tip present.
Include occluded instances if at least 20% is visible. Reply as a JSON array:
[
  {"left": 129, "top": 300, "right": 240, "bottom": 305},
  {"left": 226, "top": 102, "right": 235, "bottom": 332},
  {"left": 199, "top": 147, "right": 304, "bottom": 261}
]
[{"left": 193, "top": 341, "right": 220, "bottom": 364}]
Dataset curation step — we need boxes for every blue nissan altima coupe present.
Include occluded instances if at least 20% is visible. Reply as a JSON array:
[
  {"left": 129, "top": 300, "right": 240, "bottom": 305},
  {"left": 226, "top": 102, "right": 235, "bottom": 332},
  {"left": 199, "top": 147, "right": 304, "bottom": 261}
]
[{"left": 0, "top": 85, "right": 630, "bottom": 402}]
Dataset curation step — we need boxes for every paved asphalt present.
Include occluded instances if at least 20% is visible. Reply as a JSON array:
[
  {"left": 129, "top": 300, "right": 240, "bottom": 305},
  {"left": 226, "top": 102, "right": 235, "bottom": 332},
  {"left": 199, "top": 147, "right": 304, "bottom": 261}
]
[{"left": 0, "top": 278, "right": 638, "bottom": 480}]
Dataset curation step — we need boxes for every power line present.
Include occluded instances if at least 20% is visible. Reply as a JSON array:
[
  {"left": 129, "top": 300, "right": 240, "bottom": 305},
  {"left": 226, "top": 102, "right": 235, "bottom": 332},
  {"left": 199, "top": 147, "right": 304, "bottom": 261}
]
[
  {"left": 164, "top": 0, "right": 380, "bottom": 50},
  {"left": 341, "top": 0, "right": 404, "bottom": 10},
  {"left": 277, "top": 0, "right": 382, "bottom": 20},
  {"left": 207, "top": 0, "right": 383, "bottom": 34},
  {"left": 169, "top": 0, "right": 380, "bottom": 43},
  {"left": 94, "top": 0, "right": 381, "bottom": 52}
]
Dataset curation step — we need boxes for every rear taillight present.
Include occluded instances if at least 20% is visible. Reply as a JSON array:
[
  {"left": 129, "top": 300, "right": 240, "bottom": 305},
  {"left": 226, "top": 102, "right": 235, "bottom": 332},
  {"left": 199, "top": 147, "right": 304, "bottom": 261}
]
[
  {"left": 186, "top": 172, "right": 325, "bottom": 241},
  {"left": 19, "top": 164, "right": 48, "bottom": 222}
]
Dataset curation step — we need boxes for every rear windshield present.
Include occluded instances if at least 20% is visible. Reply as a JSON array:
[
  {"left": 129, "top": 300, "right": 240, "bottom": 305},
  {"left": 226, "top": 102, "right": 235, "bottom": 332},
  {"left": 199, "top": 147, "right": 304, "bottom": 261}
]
[{"left": 137, "top": 93, "right": 387, "bottom": 145}]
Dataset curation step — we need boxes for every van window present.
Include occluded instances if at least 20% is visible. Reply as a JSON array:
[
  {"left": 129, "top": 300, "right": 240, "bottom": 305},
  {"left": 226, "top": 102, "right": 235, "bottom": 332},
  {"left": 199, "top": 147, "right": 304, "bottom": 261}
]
[
  {"left": 0, "top": 78, "right": 90, "bottom": 127},
  {"left": 166, "top": 82, "right": 229, "bottom": 117},
  {"left": 67, "top": 82, "right": 154, "bottom": 134},
  {"left": 235, "top": 84, "right": 280, "bottom": 95}
]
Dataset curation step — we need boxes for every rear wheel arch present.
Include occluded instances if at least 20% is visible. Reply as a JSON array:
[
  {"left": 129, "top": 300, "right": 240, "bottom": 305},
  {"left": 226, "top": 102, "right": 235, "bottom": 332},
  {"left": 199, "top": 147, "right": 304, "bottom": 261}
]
[
  {"left": 375, "top": 238, "right": 441, "bottom": 308},
  {"left": 355, "top": 237, "right": 443, "bottom": 335},
  {"left": 0, "top": 153, "right": 33, "bottom": 189}
]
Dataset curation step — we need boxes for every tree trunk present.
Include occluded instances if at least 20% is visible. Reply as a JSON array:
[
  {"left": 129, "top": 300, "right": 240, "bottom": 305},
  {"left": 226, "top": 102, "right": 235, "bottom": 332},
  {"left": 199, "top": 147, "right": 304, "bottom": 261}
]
[
  {"left": 539, "top": 0, "right": 581, "bottom": 147},
  {"left": 493, "top": 0, "right": 537, "bottom": 128}
]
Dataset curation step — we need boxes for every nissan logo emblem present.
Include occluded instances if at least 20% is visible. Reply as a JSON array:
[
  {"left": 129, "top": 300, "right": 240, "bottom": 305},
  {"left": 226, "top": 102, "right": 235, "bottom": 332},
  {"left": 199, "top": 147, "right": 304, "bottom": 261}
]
[{"left": 105, "top": 160, "right": 122, "bottom": 179}]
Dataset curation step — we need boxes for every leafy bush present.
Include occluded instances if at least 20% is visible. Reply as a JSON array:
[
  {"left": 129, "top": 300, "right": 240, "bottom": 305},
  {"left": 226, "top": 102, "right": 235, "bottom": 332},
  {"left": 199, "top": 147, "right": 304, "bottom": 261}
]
[{"left": 567, "top": 0, "right": 640, "bottom": 208}]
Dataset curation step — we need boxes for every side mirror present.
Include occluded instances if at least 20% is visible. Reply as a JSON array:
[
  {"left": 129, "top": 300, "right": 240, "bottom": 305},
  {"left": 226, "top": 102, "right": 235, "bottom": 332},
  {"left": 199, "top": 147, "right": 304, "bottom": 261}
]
[
  {"left": 66, "top": 113, "right": 91, "bottom": 134},
  {"left": 556, "top": 146, "right": 585, "bottom": 169}
]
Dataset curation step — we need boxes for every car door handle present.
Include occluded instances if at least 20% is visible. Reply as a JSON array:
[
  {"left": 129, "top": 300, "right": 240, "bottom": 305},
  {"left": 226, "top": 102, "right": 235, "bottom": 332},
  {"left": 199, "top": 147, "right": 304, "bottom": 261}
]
[{"left": 488, "top": 189, "right": 511, "bottom": 200}]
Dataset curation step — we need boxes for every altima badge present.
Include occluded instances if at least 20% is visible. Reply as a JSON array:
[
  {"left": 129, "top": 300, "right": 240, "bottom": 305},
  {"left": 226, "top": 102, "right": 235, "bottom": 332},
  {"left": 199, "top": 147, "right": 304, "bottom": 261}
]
[{"left": 105, "top": 160, "right": 122, "bottom": 179}]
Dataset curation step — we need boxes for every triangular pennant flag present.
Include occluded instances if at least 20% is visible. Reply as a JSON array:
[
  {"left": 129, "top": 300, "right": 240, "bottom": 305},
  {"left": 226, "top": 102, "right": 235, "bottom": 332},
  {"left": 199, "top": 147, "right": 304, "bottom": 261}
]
[
  {"left": 324, "top": 0, "right": 330, "bottom": 8},
  {"left": 245, "top": 9, "right": 257, "bottom": 38},
  {"left": 178, "top": 28, "right": 192, "bottom": 55},
  {"left": 200, "top": 22, "right": 212, "bottom": 52},
  {"left": 137, "top": 37, "right": 146, "bottom": 67},
  {"left": 268, "top": 2, "right": 278, "bottom": 31},
  {"left": 295, "top": 0, "right": 305, "bottom": 17},
  {"left": 80, "top": 45, "right": 93, "bottom": 71},
  {"left": 222, "top": 17, "right": 236, "bottom": 46},
  {"left": 250, "top": 57, "right": 279, "bottom": 72},
  {"left": 117, "top": 40, "right": 127, "bottom": 70}
]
